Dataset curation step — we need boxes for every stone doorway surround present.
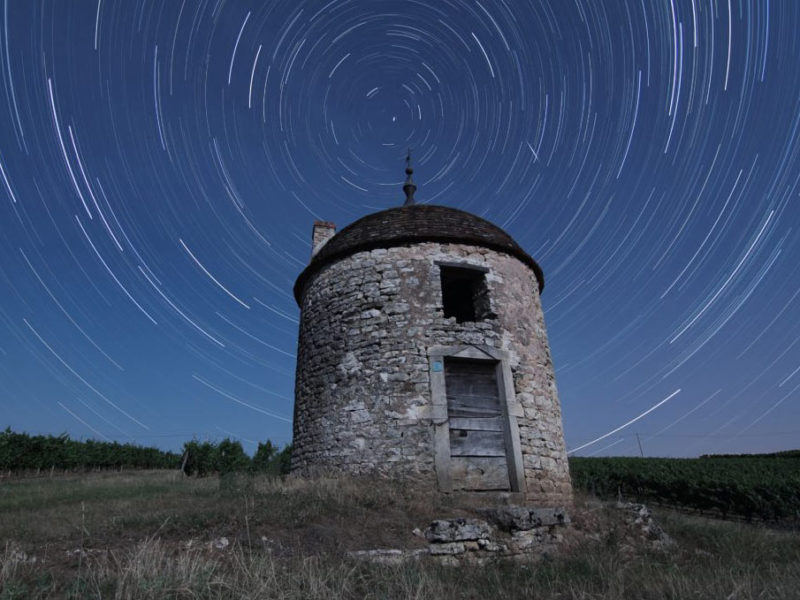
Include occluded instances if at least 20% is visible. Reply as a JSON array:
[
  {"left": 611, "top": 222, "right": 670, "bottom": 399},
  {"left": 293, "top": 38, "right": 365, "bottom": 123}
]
[{"left": 428, "top": 344, "right": 526, "bottom": 493}]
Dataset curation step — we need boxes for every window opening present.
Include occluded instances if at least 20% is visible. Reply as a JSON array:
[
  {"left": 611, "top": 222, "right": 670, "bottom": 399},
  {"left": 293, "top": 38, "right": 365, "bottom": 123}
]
[{"left": 440, "top": 266, "right": 491, "bottom": 323}]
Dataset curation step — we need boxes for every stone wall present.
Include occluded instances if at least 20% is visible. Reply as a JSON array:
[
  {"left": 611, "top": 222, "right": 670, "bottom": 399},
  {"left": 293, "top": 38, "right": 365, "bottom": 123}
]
[{"left": 292, "top": 241, "right": 572, "bottom": 505}]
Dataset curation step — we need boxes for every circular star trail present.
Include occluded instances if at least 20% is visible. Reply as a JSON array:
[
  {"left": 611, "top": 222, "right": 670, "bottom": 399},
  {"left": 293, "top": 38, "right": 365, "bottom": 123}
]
[{"left": 1, "top": 1, "right": 799, "bottom": 456}]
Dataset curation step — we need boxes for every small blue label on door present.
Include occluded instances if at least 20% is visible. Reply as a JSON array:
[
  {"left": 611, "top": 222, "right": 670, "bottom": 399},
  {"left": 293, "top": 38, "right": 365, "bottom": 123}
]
[{"left": 432, "top": 361, "right": 443, "bottom": 372}]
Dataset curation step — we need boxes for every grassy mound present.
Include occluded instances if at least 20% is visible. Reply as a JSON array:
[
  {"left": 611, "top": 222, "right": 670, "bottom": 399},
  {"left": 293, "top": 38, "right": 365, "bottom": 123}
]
[{"left": 1, "top": 471, "right": 799, "bottom": 599}]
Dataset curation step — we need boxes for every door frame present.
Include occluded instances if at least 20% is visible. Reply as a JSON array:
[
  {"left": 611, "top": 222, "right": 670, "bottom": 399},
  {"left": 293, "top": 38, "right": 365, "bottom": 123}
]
[{"left": 428, "top": 344, "right": 526, "bottom": 493}]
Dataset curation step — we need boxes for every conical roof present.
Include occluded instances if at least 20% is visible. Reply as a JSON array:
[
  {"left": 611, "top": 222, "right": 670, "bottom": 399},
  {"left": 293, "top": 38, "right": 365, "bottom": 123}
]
[{"left": 293, "top": 204, "right": 544, "bottom": 304}]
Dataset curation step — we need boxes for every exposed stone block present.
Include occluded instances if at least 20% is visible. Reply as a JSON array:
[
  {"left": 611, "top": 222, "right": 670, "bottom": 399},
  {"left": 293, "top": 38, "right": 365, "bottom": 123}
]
[{"left": 425, "top": 518, "right": 493, "bottom": 542}]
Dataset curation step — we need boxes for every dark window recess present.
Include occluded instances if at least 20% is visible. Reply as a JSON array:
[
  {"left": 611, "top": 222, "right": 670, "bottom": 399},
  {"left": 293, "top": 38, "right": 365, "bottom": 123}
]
[{"left": 440, "top": 266, "right": 492, "bottom": 323}]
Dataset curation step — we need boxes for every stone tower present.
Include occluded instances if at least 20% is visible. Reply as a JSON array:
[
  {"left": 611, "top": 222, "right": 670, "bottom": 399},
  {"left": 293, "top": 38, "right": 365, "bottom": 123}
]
[{"left": 291, "top": 164, "right": 572, "bottom": 505}]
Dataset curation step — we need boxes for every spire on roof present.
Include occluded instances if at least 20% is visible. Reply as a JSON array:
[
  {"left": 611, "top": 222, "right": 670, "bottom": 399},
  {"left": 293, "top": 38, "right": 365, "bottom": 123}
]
[{"left": 402, "top": 149, "right": 417, "bottom": 206}]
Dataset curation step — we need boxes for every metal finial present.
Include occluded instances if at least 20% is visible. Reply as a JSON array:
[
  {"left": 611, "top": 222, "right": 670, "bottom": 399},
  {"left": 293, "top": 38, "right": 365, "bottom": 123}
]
[{"left": 402, "top": 149, "right": 417, "bottom": 205}]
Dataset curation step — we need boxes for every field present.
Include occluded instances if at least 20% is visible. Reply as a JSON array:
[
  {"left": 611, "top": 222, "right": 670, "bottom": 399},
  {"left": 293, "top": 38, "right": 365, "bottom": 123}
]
[
  {"left": 2, "top": 470, "right": 800, "bottom": 599},
  {"left": 570, "top": 454, "right": 800, "bottom": 523}
]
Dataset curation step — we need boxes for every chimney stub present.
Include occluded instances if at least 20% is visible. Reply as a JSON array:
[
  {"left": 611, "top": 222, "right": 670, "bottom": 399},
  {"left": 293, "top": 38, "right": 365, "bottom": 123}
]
[{"left": 312, "top": 221, "right": 336, "bottom": 257}]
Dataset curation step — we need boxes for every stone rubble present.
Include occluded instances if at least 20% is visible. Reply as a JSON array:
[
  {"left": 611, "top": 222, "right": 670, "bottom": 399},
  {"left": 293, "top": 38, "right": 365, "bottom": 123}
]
[
  {"left": 4, "top": 542, "right": 37, "bottom": 564},
  {"left": 615, "top": 501, "right": 675, "bottom": 548},
  {"left": 348, "top": 505, "right": 570, "bottom": 566},
  {"left": 424, "top": 518, "right": 492, "bottom": 542},
  {"left": 347, "top": 502, "right": 675, "bottom": 566},
  {"left": 210, "top": 536, "right": 230, "bottom": 551}
]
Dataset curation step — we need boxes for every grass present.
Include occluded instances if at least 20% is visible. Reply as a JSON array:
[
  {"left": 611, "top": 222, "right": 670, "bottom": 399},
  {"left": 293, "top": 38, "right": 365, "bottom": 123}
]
[{"left": 1, "top": 470, "right": 799, "bottom": 599}]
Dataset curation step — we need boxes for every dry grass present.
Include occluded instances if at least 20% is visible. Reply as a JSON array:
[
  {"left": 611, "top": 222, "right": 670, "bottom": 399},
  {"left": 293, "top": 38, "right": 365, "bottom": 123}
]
[{"left": 1, "top": 471, "right": 799, "bottom": 599}]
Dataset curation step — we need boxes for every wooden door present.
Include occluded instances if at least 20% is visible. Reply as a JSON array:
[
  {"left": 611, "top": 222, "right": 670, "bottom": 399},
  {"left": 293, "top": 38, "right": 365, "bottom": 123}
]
[{"left": 444, "top": 358, "right": 510, "bottom": 490}]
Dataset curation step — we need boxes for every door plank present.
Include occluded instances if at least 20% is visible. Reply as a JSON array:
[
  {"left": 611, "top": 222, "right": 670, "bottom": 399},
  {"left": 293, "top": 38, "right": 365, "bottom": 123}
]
[
  {"left": 449, "top": 416, "right": 503, "bottom": 431},
  {"left": 445, "top": 359, "right": 501, "bottom": 418},
  {"left": 450, "top": 456, "right": 510, "bottom": 490},
  {"left": 449, "top": 430, "right": 506, "bottom": 456}
]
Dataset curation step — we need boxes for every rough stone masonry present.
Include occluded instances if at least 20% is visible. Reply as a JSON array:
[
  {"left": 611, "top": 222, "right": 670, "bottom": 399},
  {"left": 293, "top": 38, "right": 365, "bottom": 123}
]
[{"left": 291, "top": 204, "right": 572, "bottom": 506}]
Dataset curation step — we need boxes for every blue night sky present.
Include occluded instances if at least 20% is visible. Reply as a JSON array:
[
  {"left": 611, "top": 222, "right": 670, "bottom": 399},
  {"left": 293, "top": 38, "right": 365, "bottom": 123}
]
[{"left": 1, "top": 1, "right": 799, "bottom": 458}]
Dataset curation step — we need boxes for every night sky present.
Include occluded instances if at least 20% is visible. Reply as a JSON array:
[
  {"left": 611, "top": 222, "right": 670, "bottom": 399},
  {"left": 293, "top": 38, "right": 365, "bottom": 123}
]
[{"left": 2, "top": 1, "right": 799, "bottom": 458}]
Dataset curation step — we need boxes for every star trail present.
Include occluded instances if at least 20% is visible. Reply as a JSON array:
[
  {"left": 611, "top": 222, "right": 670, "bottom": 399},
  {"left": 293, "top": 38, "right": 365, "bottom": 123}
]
[{"left": 1, "top": 1, "right": 799, "bottom": 457}]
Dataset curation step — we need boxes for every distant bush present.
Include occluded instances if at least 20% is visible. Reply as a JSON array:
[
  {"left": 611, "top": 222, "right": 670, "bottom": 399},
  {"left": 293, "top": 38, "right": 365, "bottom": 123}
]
[
  {"left": 216, "top": 438, "right": 250, "bottom": 475},
  {"left": 180, "top": 438, "right": 291, "bottom": 477}
]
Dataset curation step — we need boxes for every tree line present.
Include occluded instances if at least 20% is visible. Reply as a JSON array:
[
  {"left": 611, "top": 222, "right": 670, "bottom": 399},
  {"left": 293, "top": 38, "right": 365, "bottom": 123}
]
[{"left": 0, "top": 428, "right": 291, "bottom": 476}]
